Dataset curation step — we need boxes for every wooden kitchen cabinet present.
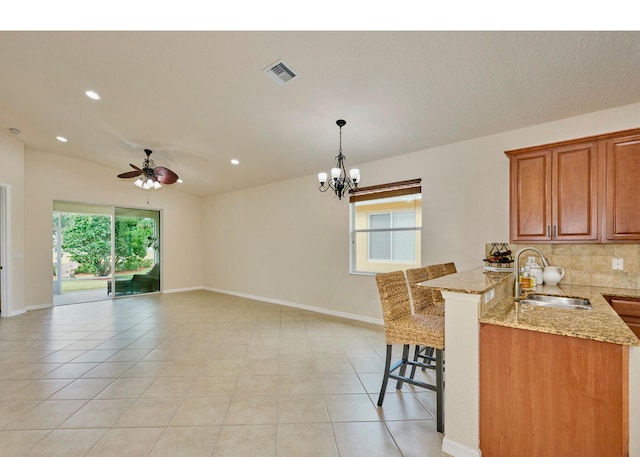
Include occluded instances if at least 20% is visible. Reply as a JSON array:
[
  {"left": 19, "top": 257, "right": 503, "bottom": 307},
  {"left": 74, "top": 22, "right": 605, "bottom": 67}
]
[
  {"left": 606, "top": 132, "right": 640, "bottom": 241},
  {"left": 480, "top": 323, "right": 629, "bottom": 457},
  {"left": 605, "top": 295, "right": 640, "bottom": 338},
  {"left": 506, "top": 141, "right": 599, "bottom": 242},
  {"left": 506, "top": 127, "right": 640, "bottom": 243}
]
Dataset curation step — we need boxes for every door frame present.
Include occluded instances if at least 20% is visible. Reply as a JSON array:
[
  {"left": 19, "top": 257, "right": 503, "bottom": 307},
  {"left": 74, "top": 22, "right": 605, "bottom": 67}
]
[{"left": 0, "top": 185, "right": 9, "bottom": 317}]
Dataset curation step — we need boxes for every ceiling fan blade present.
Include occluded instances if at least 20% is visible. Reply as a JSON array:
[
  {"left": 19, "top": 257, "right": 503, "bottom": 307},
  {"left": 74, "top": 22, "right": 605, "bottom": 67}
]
[
  {"left": 129, "top": 163, "right": 143, "bottom": 171},
  {"left": 154, "top": 166, "right": 179, "bottom": 184},
  {"left": 117, "top": 170, "right": 143, "bottom": 179}
]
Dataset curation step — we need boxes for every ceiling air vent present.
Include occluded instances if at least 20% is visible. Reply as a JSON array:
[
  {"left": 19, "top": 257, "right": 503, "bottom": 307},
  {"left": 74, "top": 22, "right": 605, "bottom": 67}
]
[{"left": 264, "top": 60, "right": 297, "bottom": 86}]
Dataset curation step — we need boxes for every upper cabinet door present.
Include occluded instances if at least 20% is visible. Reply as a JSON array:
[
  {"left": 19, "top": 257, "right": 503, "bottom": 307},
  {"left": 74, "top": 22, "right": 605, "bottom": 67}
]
[
  {"left": 509, "top": 149, "right": 552, "bottom": 241},
  {"left": 606, "top": 134, "right": 640, "bottom": 241},
  {"left": 507, "top": 142, "right": 599, "bottom": 243},
  {"left": 552, "top": 142, "right": 599, "bottom": 241}
]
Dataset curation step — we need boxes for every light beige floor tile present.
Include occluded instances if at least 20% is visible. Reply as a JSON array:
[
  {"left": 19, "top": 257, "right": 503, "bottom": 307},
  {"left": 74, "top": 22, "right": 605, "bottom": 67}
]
[
  {"left": 94, "top": 377, "right": 154, "bottom": 399},
  {"left": 149, "top": 426, "right": 221, "bottom": 457},
  {"left": 276, "top": 423, "right": 339, "bottom": 457},
  {"left": 277, "top": 358, "right": 316, "bottom": 374},
  {"left": 170, "top": 397, "right": 230, "bottom": 426},
  {"left": 11, "top": 379, "right": 73, "bottom": 401},
  {"left": 49, "top": 378, "right": 113, "bottom": 400},
  {"left": 278, "top": 374, "right": 323, "bottom": 395},
  {"left": 239, "top": 359, "right": 280, "bottom": 376},
  {"left": 348, "top": 357, "right": 384, "bottom": 373},
  {"left": 114, "top": 397, "right": 183, "bottom": 427},
  {"left": 0, "top": 291, "right": 447, "bottom": 456},
  {"left": 42, "top": 362, "right": 98, "bottom": 379},
  {"left": 106, "top": 348, "right": 152, "bottom": 362},
  {"left": 324, "top": 394, "right": 381, "bottom": 422},
  {"left": 37, "top": 350, "right": 86, "bottom": 364},
  {"left": 332, "top": 421, "right": 402, "bottom": 457},
  {"left": 23, "top": 428, "right": 107, "bottom": 457},
  {"left": 120, "top": 361, "right": 170, "bottom": 377},
  {"left": 234, "top": 375, "right": 279, "bottom": 395},
  {"left": 313, "top": 358, "right": 355, "bottom": 374},
  {"left": 59, "top": 398, "right": 135, "bottom": 428},
  {"left": 212, "top": 424, "right": 276, "bottom": 457},
  {"left": 6, "top": 400, "right": 87, "bottom": 430},
  {"left": 277, "top": 395, "right": 329, "bottom": 423},
  {"left": 81, "top": 361, "right": 135, "bottom": 378},
  {"left": 0, "top": 401, "right": 40, "bottom": 428},
  {"left": 223, "top": 396, "right": 277, "bottom": 425},
  {"left": 0, "top": 430, "right": 50, "bottom": 456},
  {"left": 385, "top": 420, "right": 446, "bottom": 457},
  {"left": 373, "top": 392, "right": 432, "bottom": 420},
  {"left": 85, "top": 427, "right": 163, "bottom": 457},
  {"left": 319, "top": 373, "right": 367, "bottom": 394},
  {"left": 186, "top": 376, "right": 238, "bottom": 397},
  {"left": 71, "top": 350, "right": 120, "bottom": 363},
  {"left": 142, "top": 376, "right": 196, "bottom": 398}
]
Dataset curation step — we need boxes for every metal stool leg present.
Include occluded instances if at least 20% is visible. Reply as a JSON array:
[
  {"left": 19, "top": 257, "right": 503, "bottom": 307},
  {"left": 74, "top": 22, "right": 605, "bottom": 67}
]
[
  {"left": 435, "top": 348, "right": 444, "bottom": 433},
  {"left": 377, "top": 345, "right": 393, "bottom": 406},
  {"left": 395, "top": 344, "right": 410, "bottom": 390}
]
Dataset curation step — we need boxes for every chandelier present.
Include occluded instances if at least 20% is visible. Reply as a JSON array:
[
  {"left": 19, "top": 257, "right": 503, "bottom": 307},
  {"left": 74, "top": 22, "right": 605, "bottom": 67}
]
[{"left": 318, "top": 119, "right": 360, "bottom": 200}]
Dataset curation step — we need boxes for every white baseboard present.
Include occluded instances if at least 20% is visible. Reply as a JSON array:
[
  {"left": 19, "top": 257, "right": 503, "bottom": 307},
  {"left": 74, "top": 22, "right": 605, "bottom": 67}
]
[
  {"left": 4, "top": 307, "right": 27, "bottom": 317},
  {"left": 26, "top": 303, "right": 52, "bottom": 312},
  {"left": 204, "top": 287, "right": 384, "bottom": 326},
  {"left": 163, "top": 286, "right": 204, "bottom": 294},
  {"left": 442, "top": 438, "right": 482, "bottom": 457}
]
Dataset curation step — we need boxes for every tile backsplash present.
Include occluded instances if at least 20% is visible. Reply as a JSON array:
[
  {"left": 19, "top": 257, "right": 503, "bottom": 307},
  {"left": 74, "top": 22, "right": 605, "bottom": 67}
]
[{"left": 485, "top": 243, "right": 640, "bottom": 290}]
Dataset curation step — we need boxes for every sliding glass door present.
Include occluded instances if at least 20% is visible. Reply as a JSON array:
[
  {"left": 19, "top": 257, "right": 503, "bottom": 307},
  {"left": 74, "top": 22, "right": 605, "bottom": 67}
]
[
  {"left": 53, "top": 202, "right": 161, "bottom": 305},
  {"left": 53, "top": 202, "right": 112, "bottom": 306},
  {"left": 113, "top": 207, "right": 161, "bottom": 297}
]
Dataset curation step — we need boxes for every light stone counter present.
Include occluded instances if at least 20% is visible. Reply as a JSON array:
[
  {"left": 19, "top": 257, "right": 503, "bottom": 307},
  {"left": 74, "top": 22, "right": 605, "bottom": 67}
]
[{"left": 421, "top": 266, "right": 640, "bottom": 346}]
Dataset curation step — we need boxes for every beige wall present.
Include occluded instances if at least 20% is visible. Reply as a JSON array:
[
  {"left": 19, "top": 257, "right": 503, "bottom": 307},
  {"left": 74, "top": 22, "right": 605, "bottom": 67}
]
[
  {"left": 23, "top": 149, "right": 204, "bottom": 309},
  {"left": 202, "top": 102, "right": 640, "bottom": 322},
  {"left": 0, "top": 132, "right": 26, "bottom": 316},
  {"left": 3, "top": 102, "right": 640, "bottom": 321}
]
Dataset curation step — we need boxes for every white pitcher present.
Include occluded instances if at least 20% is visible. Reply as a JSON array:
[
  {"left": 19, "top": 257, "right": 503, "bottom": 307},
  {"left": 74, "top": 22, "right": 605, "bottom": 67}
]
[{"left": 543, "top": 266, "right": 565, "bottom": 285}]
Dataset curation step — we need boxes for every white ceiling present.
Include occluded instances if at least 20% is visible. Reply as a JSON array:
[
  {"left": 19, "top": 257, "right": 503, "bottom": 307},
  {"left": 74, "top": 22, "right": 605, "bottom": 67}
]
[{"left": 1, "top": 31, "right": 639, "bottom": 197}]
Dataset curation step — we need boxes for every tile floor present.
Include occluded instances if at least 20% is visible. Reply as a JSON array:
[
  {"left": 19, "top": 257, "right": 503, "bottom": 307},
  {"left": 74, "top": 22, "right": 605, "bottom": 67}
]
[{"left": 0, "top": 290, "right": 449, "bottom": 457}]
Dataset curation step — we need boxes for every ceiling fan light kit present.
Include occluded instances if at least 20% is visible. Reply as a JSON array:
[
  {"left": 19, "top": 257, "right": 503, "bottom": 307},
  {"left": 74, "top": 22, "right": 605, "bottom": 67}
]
[{"left": 117, "top": 149, "right": 179, "bottom": 190}]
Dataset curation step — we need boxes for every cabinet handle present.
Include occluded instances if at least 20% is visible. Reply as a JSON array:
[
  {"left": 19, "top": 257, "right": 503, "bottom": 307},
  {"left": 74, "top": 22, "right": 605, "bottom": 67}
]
[
  {"left": 554, "top": 225, "right": 557, "bottom": 238},
  {"left": 547, "top": 225, "right": 551, "bottom": 238}
]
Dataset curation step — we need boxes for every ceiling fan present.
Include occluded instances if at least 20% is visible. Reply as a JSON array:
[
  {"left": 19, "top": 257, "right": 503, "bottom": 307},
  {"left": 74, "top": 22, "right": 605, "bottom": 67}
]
[{"left": 117, "top": 149, "right": 179, "bottom": 190}]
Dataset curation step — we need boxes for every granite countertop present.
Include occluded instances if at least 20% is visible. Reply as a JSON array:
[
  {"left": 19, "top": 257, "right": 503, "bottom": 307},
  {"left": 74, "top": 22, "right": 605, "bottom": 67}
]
[
  {"left": 480, "top": 283, "right": 640, "bottom": 346},
  {"left": 421, "top": 267, "right": 640, "bottom": 347},
  {"left": 419, "top": 267, "right": 512, "bottom": 294}
]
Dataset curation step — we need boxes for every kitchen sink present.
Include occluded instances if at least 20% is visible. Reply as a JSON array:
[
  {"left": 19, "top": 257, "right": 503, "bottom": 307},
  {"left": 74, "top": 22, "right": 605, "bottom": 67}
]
[{"left": 518, "top": 293, "right": 592, "bottom": 310}]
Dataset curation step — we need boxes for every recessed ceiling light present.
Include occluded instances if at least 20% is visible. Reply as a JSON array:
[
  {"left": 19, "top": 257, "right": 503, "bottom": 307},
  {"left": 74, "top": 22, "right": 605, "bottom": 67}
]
[
  {"left": 230, "top": 159, "right": 240, "bottom": 165},
  {"left": 177, "top": 179, "right": 183, "bottom": 184},
  {"left": 85, "top": 90, "right": 101, "bottom": 100},
  {"left": 56, "top": 136, "right": 68, "bottom": 142},
  {"left": 8, "top": 127, "right": 20, "bottom": 134}
]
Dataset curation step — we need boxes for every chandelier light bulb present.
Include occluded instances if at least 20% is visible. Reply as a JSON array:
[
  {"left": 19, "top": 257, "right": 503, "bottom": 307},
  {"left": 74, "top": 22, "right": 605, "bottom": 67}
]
[
  {"left": 134, "top": 178, "right": 143, "bottom": 188},
  {"left": 318, "top": 172, "right": 327, "bottom": 184}
]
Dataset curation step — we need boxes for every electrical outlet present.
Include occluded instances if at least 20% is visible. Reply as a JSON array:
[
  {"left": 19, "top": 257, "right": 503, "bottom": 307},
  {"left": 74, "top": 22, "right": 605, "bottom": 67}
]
[{"left": 612, "top": 258, "right": 624, "bottom": 270}]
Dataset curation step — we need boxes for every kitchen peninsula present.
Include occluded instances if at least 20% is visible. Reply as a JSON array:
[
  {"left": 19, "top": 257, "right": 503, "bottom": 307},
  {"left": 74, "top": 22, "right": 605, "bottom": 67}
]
[{"left": 420, "top": 268, "right": 640, "bottom": 457}]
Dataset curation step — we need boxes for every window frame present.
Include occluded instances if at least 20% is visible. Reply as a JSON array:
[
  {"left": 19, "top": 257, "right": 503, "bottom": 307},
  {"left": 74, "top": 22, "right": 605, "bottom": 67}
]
[{"left": 349, "top": 179, "right": 422, "bottom": 275}]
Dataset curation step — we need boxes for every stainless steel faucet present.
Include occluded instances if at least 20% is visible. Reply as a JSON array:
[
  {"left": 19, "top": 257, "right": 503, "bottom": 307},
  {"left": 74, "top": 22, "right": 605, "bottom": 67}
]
[{"left": 513, "top": 247, "right": 551, "bottom": 298}]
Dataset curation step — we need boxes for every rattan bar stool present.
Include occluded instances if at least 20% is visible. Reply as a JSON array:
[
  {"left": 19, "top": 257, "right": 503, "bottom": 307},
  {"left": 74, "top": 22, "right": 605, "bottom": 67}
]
[
  {"left": 405, "top": 266, "right": 444, "bottom": 376},
  {"left": 375, "top": 270, "right": 445, "bottom": 432}
]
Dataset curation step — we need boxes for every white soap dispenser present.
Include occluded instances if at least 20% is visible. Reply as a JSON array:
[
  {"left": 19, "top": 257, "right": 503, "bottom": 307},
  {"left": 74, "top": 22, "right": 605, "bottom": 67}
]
[{"left": 526, "top": 256, "right": 544, "bottom": 285}]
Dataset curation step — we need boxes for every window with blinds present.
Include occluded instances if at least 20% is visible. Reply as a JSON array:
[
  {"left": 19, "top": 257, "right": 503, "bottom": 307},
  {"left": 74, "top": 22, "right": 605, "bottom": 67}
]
[{"left": 350, "top": 179, "right": 422, "bottom": 274}]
